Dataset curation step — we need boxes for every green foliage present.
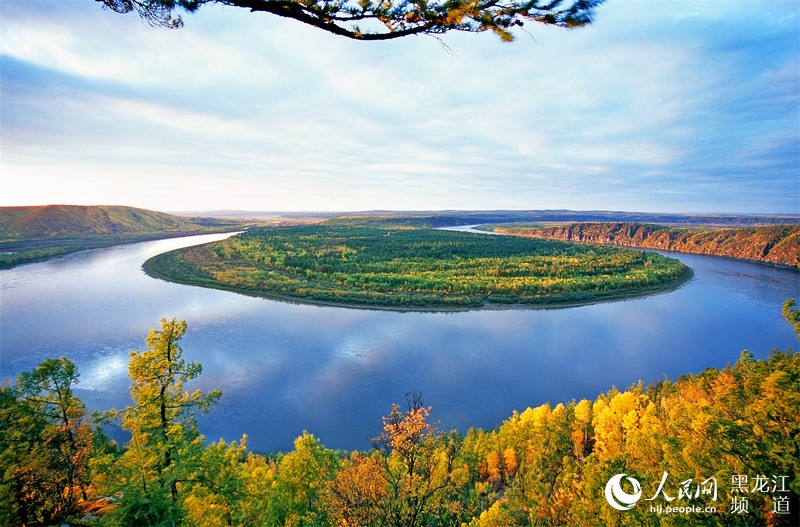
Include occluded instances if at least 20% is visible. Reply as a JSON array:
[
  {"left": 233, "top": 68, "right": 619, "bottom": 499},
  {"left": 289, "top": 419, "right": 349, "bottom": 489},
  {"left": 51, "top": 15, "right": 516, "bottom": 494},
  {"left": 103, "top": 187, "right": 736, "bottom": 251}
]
[
  {"left": 268, "top": 432, "right": 340, "bottom": 526},
  {"left": 100, "top": 318, "right": 222, "bottom": 527},
  {"left": 783, "top": 299, "right": 800, "bottom": 338},
  {"left": 184, "top": 436, "right": 277, "bottom": 526},
  {"left": 0, "top": 358, "right": 92, "bottom": 526},
  {"left": 147, "top": 221, "right": 690, "bottom": 309},
  {"left": 0, "top": 246, "right": 74, "bottom": 269}
]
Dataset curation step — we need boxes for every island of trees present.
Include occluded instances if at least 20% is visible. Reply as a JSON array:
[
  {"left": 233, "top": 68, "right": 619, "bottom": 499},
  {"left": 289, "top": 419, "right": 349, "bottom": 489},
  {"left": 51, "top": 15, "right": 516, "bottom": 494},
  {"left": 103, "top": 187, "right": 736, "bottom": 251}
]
[
  {"left": 143, "top": 217, "right": 691, "bottom": 310},
  {"left": 2, "top": 301, "right": 798, "bottom": 526}
]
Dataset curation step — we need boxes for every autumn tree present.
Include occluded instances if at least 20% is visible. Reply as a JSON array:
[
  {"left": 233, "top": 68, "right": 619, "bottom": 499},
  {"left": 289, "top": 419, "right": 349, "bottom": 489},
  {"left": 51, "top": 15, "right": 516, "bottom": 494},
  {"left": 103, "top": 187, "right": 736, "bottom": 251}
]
[
  {"left": 328, "top": 451, "right": 389, "bottom": 526},
  {"left": 0, "top": 358, "right": 93, "bottom": 526},
  {"left": 103, "top": 318, "right": 221, "bottom": 526},
  {"left": 183, "top": 436, "right": 276, "bottom": 527},
  {"left": 493, "top": 403, "right": 576, "bottom": 526},
  {"left": 267, "top": 432, "right": 340, "bottom": 526},
  {"left": 378, "top": 393, "right": 461, "bottom": 526},
  {"left": 327, "top": 393, "right": 463, "bottom": 526},
  {"left": 98, "top": 0, "right": 605, "bottom": 42}
]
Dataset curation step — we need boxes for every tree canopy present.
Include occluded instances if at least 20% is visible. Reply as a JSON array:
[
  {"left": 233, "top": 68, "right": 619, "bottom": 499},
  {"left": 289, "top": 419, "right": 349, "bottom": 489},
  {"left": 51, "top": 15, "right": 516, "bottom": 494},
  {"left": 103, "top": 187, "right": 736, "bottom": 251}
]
[{"left": 97, "top": 0, "right": 605, "bottom": 41}]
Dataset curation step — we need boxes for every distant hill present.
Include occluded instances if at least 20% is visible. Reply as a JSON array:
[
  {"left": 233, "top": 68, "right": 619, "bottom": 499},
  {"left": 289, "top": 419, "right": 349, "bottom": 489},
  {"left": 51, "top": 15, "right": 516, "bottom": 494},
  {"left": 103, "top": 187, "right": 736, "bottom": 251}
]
[
  {"left": 341, "top": 210, "right": 800, "bottom": 227},
  {"left": 491, "top": 223, "right": 800, "bottom": 269},
  {"left": 0, "top": 205, "right": 223, "bottom": 241},
  {"left": 167, "top": 209, "right": 800, "bottom": 227},
  {"left": 0, "top": 205, "right": 241, "bottom": 268}
]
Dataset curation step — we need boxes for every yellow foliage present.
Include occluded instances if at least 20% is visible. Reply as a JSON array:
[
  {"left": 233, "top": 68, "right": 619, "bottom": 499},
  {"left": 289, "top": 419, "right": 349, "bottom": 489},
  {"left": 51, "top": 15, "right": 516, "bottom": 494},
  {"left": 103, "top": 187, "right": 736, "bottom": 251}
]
[{"left": 467, "top": 501, "right": 516, "bottom": 527}]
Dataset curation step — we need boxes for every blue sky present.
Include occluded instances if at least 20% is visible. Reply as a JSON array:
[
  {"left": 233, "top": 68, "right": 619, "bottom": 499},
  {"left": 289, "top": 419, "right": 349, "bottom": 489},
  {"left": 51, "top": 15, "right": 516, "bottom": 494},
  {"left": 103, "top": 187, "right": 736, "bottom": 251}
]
[{"left": 1, "top": 0, "right": 798, "bottom": 213}]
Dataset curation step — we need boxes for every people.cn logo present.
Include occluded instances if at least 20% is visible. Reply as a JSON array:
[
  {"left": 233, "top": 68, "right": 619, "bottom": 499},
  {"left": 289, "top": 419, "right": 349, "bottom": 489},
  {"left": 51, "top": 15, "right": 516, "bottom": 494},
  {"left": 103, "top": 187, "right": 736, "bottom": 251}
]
[{"left": 605, "top": 473, "right": 642, "bottom": 511}]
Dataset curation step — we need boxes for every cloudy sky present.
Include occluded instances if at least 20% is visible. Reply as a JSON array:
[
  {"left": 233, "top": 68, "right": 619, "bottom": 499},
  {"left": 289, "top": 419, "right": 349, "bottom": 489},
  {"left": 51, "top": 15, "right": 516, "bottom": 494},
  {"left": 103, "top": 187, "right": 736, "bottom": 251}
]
[{"left": 1, "top": 0, "right": 798, "bottom": 213}]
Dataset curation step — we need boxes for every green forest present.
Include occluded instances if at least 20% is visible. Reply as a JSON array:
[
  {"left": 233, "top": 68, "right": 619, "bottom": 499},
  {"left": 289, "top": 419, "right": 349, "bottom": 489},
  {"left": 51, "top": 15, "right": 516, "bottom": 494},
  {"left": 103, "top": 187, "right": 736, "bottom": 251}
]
[
  {"left": 144, "top": 218, "right": 690, "bottom": 309},
  {"left": 1, "top": 301, "right": 798, "bottom": 526}
]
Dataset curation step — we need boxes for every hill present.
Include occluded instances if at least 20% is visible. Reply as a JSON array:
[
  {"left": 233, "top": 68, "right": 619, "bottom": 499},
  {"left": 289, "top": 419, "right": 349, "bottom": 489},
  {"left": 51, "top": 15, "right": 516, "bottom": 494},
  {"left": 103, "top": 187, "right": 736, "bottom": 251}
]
[
  {"left": 0, "top": 205, "right": 223, "bottom": 240},
  {"left": 488, "top": 222, "right": 800, "bottom": 269},
  {"left": 0, "top": 205, "right": 241, "bottom": 268}
]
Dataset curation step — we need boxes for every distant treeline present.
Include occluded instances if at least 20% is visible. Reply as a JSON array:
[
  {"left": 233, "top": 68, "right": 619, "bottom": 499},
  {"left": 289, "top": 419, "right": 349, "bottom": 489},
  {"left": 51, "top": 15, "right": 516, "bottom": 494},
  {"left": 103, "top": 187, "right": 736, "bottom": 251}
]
[
  {"left": 337, "top": 210, "right": 800, "bottom": 227},
  {"left": 144, "top": 219, "right": 690, "bottom": 309},
  {"left": 488, "top": 223, "right": 800, "bottom": 269},
  {"left": 2, "top": 303, "right": 799, "bottom": 526}
]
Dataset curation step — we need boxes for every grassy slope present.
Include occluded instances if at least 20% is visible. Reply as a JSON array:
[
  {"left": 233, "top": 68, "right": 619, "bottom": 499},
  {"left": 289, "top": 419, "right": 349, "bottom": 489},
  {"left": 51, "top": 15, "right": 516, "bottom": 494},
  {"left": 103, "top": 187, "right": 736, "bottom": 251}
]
[
  {"left": 0, "top": 205, "right": 240, "bottom": 268},
  {"left": 0, "top": 205, "right": 218, "bottom": 240}
]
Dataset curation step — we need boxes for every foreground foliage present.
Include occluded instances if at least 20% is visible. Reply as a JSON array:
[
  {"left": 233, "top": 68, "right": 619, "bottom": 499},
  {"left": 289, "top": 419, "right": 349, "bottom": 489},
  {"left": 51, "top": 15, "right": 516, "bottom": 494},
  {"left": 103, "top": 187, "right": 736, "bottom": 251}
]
[
  {"left": 0, "top": 358, "right": 92, "bottom": 525},
  {"left": 1, "top": 303, "right": 798, "bottom": 526},
  {"left": 145, "top": 220, "right": 690, "bottom": 309},
  {"left": 98, "top": 319, "right": 222, "bottom": 526}
]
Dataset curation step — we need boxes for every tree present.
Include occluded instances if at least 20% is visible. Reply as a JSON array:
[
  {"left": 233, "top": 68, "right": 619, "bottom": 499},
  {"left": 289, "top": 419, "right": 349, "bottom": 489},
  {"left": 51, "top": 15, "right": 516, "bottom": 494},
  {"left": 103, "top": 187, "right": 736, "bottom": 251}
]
[
  {"left": 98, "top": 0, "right": 605, "bottom": 42},
  {"left": 327, "top": 393, "right": 462, "bottom": 526},
  {"left": 0, "top": 358, "right": 93, "bottom": 526},
  {"left": 496, "top": 403, "right": 574, "bottom": 526},
  {"left": 104, "top": 318, "right": 221, "bottom": 526},
  {"left": 782, "top": 298, "right": 800, "bottom": 338},
  {"left": 328, "top": 451, "right": 390, "bottom": 526},
  {"left": 268, "top": 432, "right": 340, "bottom": 526},
  {"left": 183, "top": 436, "right": 276, "bottom": 527},
  {"left": 376, "top": 393, "right": 460, "bottom": 526}
]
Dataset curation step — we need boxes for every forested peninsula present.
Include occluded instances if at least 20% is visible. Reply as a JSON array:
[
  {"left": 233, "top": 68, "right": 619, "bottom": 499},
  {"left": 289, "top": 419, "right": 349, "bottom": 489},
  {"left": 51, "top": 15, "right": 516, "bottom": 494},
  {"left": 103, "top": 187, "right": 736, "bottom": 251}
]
[
  {"left": 486, "top": 223, "right": 800, "bottom": 269},
  {"left": 0, "top": 205, "right": 241, "bottom": 268},
  {"left": 143, "top": 217, "right": 691, "bottom": 310},
  {"left": 2, "top": 304, "right": 799, "bottom": 526}
]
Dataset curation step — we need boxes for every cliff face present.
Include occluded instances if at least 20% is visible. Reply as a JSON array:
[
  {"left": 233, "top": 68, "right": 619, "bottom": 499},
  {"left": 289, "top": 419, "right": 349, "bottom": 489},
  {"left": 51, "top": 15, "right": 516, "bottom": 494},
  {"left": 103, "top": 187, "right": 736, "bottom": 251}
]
[{"left": 497, "top": 223, "right": 800, "bottom": 269}]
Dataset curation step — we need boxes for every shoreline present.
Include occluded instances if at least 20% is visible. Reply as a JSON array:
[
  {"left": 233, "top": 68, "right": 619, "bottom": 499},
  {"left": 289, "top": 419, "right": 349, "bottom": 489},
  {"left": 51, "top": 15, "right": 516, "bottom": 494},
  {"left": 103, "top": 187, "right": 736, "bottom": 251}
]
[
  {"left": 482, "top": 225, "right": 800, "bottom": 271},
  {"left": 142, "top": 250, "right": 695, "bottom": 313},
  {"left": 0, "top": 229, "right": 241, "bottom": 270}
]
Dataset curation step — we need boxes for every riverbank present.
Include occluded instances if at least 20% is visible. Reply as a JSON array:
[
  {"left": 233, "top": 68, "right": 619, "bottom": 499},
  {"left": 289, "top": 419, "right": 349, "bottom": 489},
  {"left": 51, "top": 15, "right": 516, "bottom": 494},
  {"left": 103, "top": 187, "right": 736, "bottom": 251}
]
[
  {"left": 143, "top": 251, "right": 694, "bottom": 312},
  {"left": 482, "top": 222, "right": 800, "bottom": 270},
  {"left": 0, "top": 205, "right": 250, "bottom": 269},
  {"left": 0, "top": 229, "right": 241, "bottom": 269},
  {"left": 142, "top": 223, "right": 693, "bottom": 312}
]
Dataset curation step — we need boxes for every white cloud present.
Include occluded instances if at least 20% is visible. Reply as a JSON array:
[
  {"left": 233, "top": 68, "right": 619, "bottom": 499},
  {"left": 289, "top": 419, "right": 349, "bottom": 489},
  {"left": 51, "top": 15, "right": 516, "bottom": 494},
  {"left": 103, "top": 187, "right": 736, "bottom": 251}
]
[{"left": 1, "top": 0, "right": 798, "bottom": 213}]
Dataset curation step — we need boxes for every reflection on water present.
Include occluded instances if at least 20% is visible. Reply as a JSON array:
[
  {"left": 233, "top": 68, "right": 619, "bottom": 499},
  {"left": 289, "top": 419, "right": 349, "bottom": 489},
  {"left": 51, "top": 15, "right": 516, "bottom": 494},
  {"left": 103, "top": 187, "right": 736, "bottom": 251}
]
[{"left": 1, "top": 233, "right": 798, "bottom": 453}]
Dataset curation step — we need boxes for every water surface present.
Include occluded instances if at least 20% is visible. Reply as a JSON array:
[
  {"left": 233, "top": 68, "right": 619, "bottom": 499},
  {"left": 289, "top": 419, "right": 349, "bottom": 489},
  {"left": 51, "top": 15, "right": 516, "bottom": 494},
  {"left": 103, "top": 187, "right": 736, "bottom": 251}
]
[{"left": 1, "top": 233, "right": 797, "bottom": 453}]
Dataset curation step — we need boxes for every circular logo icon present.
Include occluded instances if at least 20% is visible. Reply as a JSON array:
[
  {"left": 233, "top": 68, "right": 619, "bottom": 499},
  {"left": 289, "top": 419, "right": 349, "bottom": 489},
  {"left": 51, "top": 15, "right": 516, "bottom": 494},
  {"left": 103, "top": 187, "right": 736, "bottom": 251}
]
[{"left": 605, "top": 473, "right": 642, "bottom": 511}]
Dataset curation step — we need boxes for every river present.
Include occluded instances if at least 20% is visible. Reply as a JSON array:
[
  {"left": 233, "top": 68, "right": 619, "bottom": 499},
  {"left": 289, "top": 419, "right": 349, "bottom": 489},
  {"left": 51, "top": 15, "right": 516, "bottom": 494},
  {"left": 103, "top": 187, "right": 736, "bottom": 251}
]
[{"left": 1, "top": 231, "right": 797, "bottom": 453}]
